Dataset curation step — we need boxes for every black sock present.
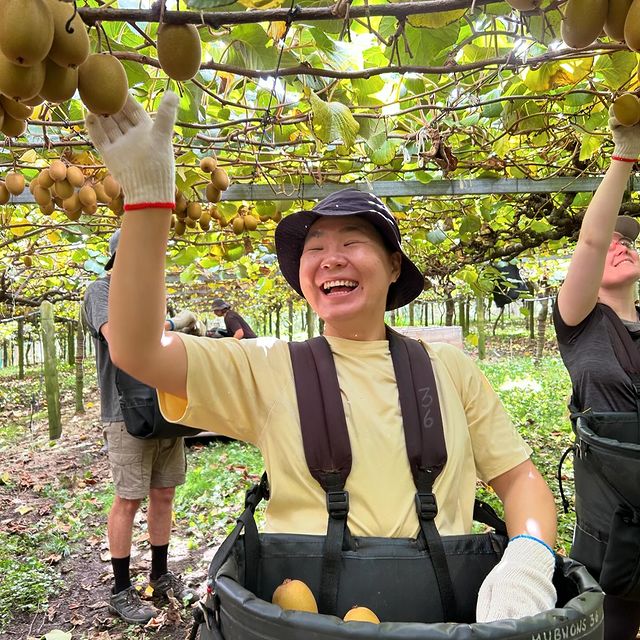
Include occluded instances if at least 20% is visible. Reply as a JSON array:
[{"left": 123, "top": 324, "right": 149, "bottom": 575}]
[
  {"left": 111, "top": 556, "right": 131, "bottom": 594},
  {"left": 150, "top": 544, "right": 169, "bottom": 580}
]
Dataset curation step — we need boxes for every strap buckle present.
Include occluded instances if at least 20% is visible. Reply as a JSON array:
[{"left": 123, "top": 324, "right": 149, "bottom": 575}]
[
  {"left": 415, "top": 492, "right": 438, "bottom": 520},
  {"left": 326, "top": 490, "right": 349, "bottom": 518}
]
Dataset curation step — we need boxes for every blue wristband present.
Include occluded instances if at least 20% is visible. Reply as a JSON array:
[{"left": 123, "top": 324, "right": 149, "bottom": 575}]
[
  {"left": 167, "top": 318, "right": 175, "bottom": 331},
  {"left": 509, "top": 534, "right": 555, "bottom": 558}
]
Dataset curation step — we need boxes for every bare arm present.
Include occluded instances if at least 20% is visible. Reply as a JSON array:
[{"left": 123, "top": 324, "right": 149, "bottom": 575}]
[
  {"left": 233, "top": 328, "right": 245, "bottom": 339},
  {"left": 489, "top": 459, "right": 557, "bottom": 547},
  {"left": 556, "top": 160, "right": 632, "bottom": 327}
]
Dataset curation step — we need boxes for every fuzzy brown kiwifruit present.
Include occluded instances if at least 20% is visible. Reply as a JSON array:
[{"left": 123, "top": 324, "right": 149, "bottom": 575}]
[
  {"left": 5, "top": 171, "right": 25, "bottom": 196},
  {"left": 0, "top": 53, "right": 45, "bottom": 101},
  {"left": 0, "top": 0, "right": 54, "bottom": 66},
  {"left": 210, "top": 167, "right": 230, "bottom": 191},
  {"left": 232, "top": 216, "right": 245, "bottom": 235},
  {"left": 66, "top": 165, "right": 85, "bottom": 188},
  {"left": 199, "top": 155, "right": 217, "bottom": 172},
  {"left": 102, "top": 174, "right": 121, "bottom": 200},
  {"left": 33, "top": 184, "right": 53, "bottom": 207},
  {"left": 157, "top": 23, "right": 202, "bottom": 81},
  {"left": 0, "top": 181, "right": 10, "bottom": 205},
  {"left": 38, "top": 168, "right": 55, "bottom": 188},
  {"left": 186, "top": 201, "right": 202, "bottom": 221},
  {"left": 78, "top": 185, "right": 97, "bottom": 208},
  {"left": 0, "top": 113, "right": 26, "bottom": 137},
  {"left": 625, "top": 0, "right": 640, "bottom": 51},
  {"left": 561, "top": 0, "right": 608, "bottom": 48},
  {"left": 48, "top": 159, "right": 67, "bottom": 182},
  {"left": 0, "top": 95, "right": 33, "bottom": 120},
  {"left": 46, "top": 0, "right": 90, "bottom": 68},
  {"left": 612, "top": 93, "right": 640, "bottom": 126},
  {"left": 53, "top": 178, "right": 74, "bottom": 200},
  {"left": 243, "top": 214, "right": 259, "bottom": 231},
  {"left": 205, "top": 182, "right": 222, "bottom": 203},
  {"left": 78, "top": 54, "right": 128, "bottom": 115},
  {"left": 40, "top": 58, "right": 78, "bottom": 103}
]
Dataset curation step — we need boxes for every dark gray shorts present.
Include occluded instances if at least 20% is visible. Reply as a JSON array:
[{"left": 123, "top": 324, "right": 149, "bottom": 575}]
[{"left": 103, "top": 421, "right": 186, "bottom": 500}]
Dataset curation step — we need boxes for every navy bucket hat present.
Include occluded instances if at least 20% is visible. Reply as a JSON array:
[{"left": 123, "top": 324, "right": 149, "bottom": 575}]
[{"left": 274, "top": 188, "right": 424, "bottom": 310}]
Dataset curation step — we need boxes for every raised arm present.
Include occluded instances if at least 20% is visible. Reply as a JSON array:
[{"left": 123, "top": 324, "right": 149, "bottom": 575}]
[
  {"left": 556, "top": 112, "right": 640, "bottom": 327},
  {"left": 86, "top": 93, "right": 187, "bottom": 398}
]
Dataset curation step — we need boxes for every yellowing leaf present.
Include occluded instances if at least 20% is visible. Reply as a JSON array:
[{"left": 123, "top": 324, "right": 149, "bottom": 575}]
[
  {"left": 309, "top": 92, "right": 359, "bottom": 149},
  {"left": 267, "top": 21, "right": 288, "bottom": 42},
  {"left": 47, "top": 231, "right": 61, "bottom": 244},
  {"left": 408, "top": 9, "right": 466, "bottom": 28},
  {"left": 19, "top": 150, "right": 38, "bottom": 163}
]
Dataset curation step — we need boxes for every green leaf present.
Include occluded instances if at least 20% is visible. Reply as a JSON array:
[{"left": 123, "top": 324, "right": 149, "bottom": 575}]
[
  {"left": 579, "top": 133, "right": 602, "bottom": 162},
  {"left": 186, "top": 0, "right": 238, "bottom": 7},
  {"left": 427, "top": 228, "right": 447, "bottom": 244},
  {"left": 594, "top": 51, "right": 638, "bottom": 90},
  {"left": 309, "top": 92, "right": 359, "bottom": 148},
  {"left": 367, "top": 138, "right": 398, "bottom": 166},
  {"left": 459, "top": 214, "right": 482, "bottom": 235}
]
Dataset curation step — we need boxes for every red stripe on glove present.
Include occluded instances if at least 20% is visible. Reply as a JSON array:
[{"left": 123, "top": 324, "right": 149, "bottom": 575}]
[
  {"left": 124, "top": 202, "right": 176, "bottom": 211},
  {"left": 612, "top": 155, "right": 637, "bottom": 163}
]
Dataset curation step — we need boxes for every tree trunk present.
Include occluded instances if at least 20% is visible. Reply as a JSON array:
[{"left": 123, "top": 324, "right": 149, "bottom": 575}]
[
  {"left": 527, "top": 299, "right": 535, "bottom": 340},
  {"left": 409, "top": 302, "right": 414, "bottom": 325},
  {"left": 288, "top": 300, "right": 294, "bottom": 341},
  {"left": 17, "top": 318, "right": 25, "bottom": 379},
  {"left": 306, "top": 303, "right": 315, "bottom": 339},
  {"left": 67, "top": 321, "right": 75, "bottom": 367},
  {"left": 445, "top": 296, "right": 455, "bottom": 326},
  {"left": 40, "top": 302, "right": 62, "bottom": 440}
]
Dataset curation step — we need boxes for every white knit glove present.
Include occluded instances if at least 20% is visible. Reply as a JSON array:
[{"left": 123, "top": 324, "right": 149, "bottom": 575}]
[
  {"left": 609, "top": 106, "right": 640, "bottom": 162},
  {"left": 85, "top": 92, "right": 178, "bottom": 211},
  {"left": 169, "top": 310, "right": 198, "bottom": 332},
  {"left": 476, "top": 536, "right": 556, "bottom": 622}
]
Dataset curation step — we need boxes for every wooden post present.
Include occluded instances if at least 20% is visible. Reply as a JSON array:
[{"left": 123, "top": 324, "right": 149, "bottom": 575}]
[
  {"left": 390, "top": 309, "right": 397, "bottom": 326},
  {"left": 40, "top": 302, "right": 62, "bottom": 440},
  {"left": 409, "top": 302, "right": 414, "bottom": 325},
  {"left": 17, "top": 318, "right": 25, "bottom": 379},
  {"left": 275, "top": 305, "right": 281, "bottom": 339},
  {"left": 75, "top": 311, "right": 85, "bottom": 414},
  {"left": 535, "top": 284, "right": 551, "bottom": 363},
  {"left": 288, "top": 300, "right": 294, "bottom": 341},
  {"left": 306, "top": 303, "right": 315, "bottom": 339},
  {"left": 67, "top": 321, "right": 75, "bottom": 367},
  {"left": 476, "top": 294, "right": 486, "bottom": 360}
]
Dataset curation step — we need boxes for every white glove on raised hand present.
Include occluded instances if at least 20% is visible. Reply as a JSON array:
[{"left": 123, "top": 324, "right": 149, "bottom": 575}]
[
  {"left": 85, "top": 92, "right": 178, "bottom": 211},
  {"left": 476, "top": 536, "right": 556, "bottom": 623},
  {"left": 609, "top": 106, "right": 640, "bottom": 162},
  {"left": 169, "top": 310, "right": 198, "bottom": 332}
]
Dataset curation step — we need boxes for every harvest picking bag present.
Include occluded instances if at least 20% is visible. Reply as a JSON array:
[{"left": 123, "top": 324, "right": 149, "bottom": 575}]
[
  {"left": 562, "top": 303, "right": 640, "bottom": 601},
  {"left": 192, "top": 330, "right": 603, "bottom": 640},
  {"left": 115, "top": 369, "right": 201, "bottom": 439}
]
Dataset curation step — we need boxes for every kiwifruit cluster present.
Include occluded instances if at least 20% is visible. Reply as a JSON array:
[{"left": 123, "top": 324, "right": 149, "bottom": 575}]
[
  {"left": 0, "top": 0, "right": 129, "bottom": 129},
  {"left": 561, "top": 0, "right": 640, "bottom": 49},
  {"left": 200, "top": 155, "right": 231, "bottom": 204},
  {"left": 231, "top": 204, "right": 260, "bottom": 235},
  {"left": 171, "top": 192, "right": 220, "bottom": 236}
]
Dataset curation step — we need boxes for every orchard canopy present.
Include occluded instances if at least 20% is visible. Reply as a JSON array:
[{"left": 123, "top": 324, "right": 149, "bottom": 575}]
[{"left": 1, "top": 0, "right": 638, "bottom": 321}]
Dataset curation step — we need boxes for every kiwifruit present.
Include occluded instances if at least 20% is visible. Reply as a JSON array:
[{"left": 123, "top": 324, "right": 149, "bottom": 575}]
[
  {"left": 46, "top": 0, "right": 90, "bottom": 68},
  {"left": 78, "top": 184, "right": 96, "bottom": 207},
  {"left": 186, "top": 201, "right": 202, "bottom": 220},
  {"left": 62, "top": 192, "right": 81, "bottom": 212},
  {"left": 272, "top": 579, "right": 318, "bottom": 614},
  {"left": 210, "top": 167, "right": 230, "bottom": 191},
  {"left": 0, "top": 54, "right": 46, "bottom": 101},
  {"left": 64, "top": 207, "right": 81, "bottom": 221},
  {"left": 184, "top": 217, "right": 197, "bottom": 229},
  {"left": 78, "top": 54, "right": 128, "bottom": 115},
  {"left": 232, "top": 216, "right": 245, "bottom": 235},
  {"left": 561, "top": 0, "right": 608, "bottom": 48},
  {"left": 28, "top": 177, "right": 39, "bottom": 194},
  {"left": 39, "top": 201, "right": 55, "bottom": 215},
  {"left": 505, "top": 0, "right": 540, "bottom": 9},
  {"left": 40, "top": 58, "right": 78, "bottom": 103},
  {"left": 244, "top": 214, "right": 259, "bottom": 231},
  {"left": 174, "top": 191, "right": 188, "bottom": 215},
  {"left": 109, "top": 193, "right": 124, "bottom": 215},
  {"left": 38, "top": 168, "right": 55, "bottom": 188},
  {"left": 93, "top": 181, "right": 110, "bottom": 203},
  {"left": 33, "top": 184, "right": 53, "bottom": 206},
  {"left": 23, "top": 255, "right": 32, "bottom": 268},
  {"left": 66, "top": 165, "right": 85, "bottom": 188},
  {"left": 174, "top": 219, "right": 186, "bottom": 236},
  {"left": 625, "top": 0, "right": 640, "bottom": 51},
  {"left": 21, "top": 95, "right": 45, "bottom": 107},
  {"left": 209, "top": 205, "right": 220, "bottom": 220},
  {"left": 157, "top": 23, "right": 201, "bottom": 81},
  {"left": 199, "top": 212, "right": 211, "bottom": 231},
  {"left": 605, "top": 0, "right": 634, "bottom": 41},
  {"left": 0, "top": 181, "right": 9, "bottom": 204},
  {"left": 200, "top": 155, "right": 217, "bottom": 172},
  {"left": 169, "top": 215, "right": 176, "bottom": 229},
  {"left": 53, "top": 178, "right": 74, "bottom": 199},
  {"left": 81, "top": 202, "right": 97, "bottom": 216},
  {"left": 0, "top": 95, "right": 33, "bottom": 120},
  {"left": 102, "top": 174, "right": 121, "bottom": 199},
  {"left": 5, "top": 171, "right": 25, "bottom": 195},
  {"left": 205, "top": 182, "right": 221, "bottom": 203},
  {"left": 612, "top": 93, "right": 640, "bottom": 126},
  {"left": 343, "top": 606, "right": 380, "bottom": 624},
  {"left": 48, "top": 160, "right": 67, "bottom": 182},
  {"left": 0, "top": 0, "right": 54, "bottom": 66}
]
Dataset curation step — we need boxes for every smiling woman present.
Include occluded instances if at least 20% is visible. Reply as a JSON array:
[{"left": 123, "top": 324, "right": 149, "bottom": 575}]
[{"left": 553, "top": 108, "right": 640, "bottom": 640}]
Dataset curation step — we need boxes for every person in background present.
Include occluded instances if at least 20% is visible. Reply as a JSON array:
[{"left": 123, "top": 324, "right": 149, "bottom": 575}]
[
  {"left": 85, "top": 91, "right": 558, "bottom": 623},
  {"left": 82, "top": 229, "right": 198, "bottom": 625},
  {"left": 553, "top": 111, "right": 640, "bottom": 640},
  {"left": 211, "top": 297, "right": 257, "bottom": 339}
]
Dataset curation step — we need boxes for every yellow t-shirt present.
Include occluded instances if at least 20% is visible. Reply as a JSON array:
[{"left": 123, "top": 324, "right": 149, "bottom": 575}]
[{"left": 159, "top": 335, "right": 531, "bottom": 538}]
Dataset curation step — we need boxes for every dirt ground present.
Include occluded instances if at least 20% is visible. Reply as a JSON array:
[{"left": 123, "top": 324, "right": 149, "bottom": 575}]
[{"left": 0, "top": 380, "right": 217, "bottom": 640}]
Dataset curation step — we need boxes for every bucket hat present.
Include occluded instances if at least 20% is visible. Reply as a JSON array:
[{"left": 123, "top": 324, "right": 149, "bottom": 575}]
[
  {"left": 212, "top": 298, "right": 230, "bottom": 311},
  {"left": 104, "top": 228, "right": 120, "bottom": 271},
  {"left": 614, "top": 215, "right": 640, "bottom": 242},
  {"left": 274, "top": 188, "right": 424, "bottom": 310}
]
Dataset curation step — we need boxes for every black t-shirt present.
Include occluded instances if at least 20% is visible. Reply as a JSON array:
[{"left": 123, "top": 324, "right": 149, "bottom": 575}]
[
  {"left": 553, "top": 301, "right": 640, "bottom": 412},
  {"left": 224, "top": 309, "right": 257, "bottom": 339}
]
